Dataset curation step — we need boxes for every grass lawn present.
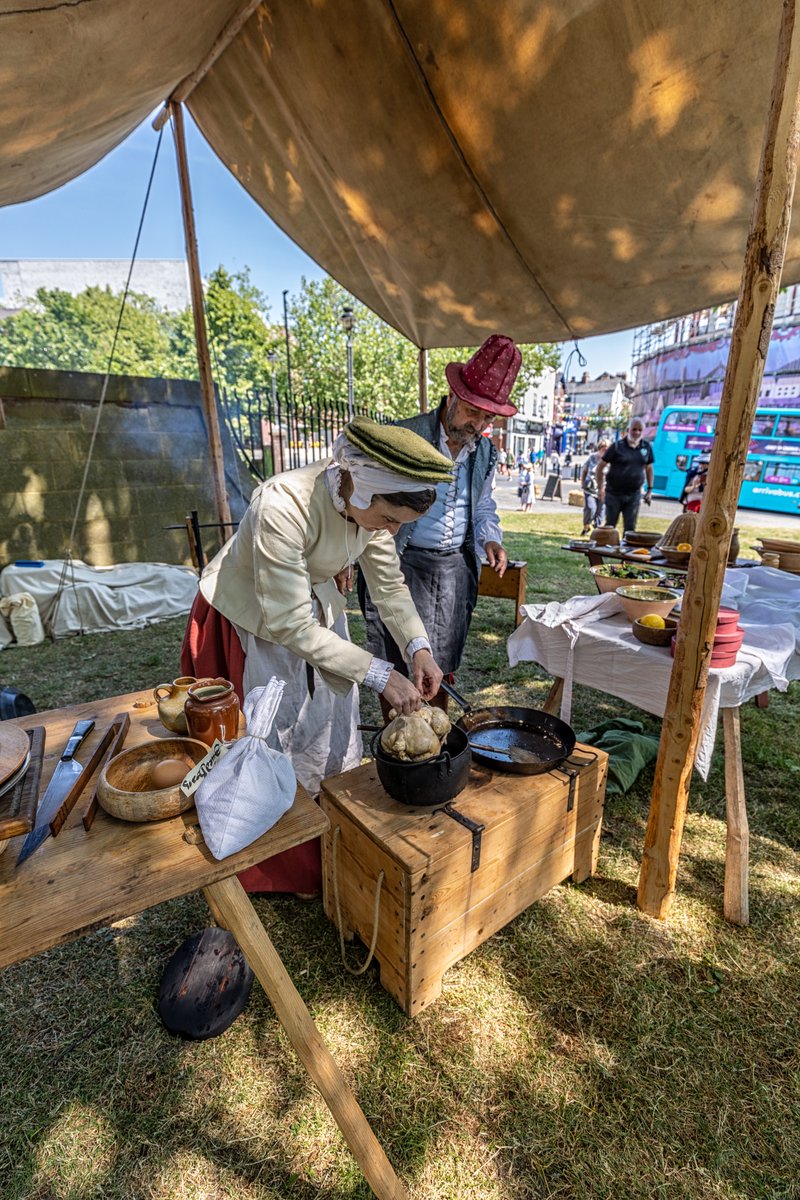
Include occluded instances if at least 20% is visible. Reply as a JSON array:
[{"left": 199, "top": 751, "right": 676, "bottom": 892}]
[{"left": 2, "top": 510, "right": 799, "bottom": 1199}]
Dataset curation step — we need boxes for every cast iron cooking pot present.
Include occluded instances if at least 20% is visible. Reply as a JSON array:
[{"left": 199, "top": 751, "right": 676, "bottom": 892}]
[
  {"left": 365, "top": 723, "right": 471, "bottom": 806},
  {"left": 440, "top": 681, "right": 576, "bottom": 775}
]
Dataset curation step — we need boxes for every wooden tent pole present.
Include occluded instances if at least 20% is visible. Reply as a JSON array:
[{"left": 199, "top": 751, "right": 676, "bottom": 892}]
[
  {"left": 637, "top": 0, "right": 800, "bottom": 922},
  {"left": 153, "top": 0, "right": 262, "bottom": 131},
  {"left": 418, "top": 348, "right": 429, "bottom": 413},
  {"left": 170, "top": 100, "right": 233, "bottom": 541}
]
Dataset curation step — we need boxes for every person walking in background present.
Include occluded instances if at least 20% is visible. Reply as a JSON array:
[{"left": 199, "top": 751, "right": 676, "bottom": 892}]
[
  {"left": 518, "top": 463, "right": 533, "bottom": 512},
  {"left": 595, "top": 419, "right": 654, "bottom": 531},
  {"left": 580, "top": 438, "right": 609, "bottom": 534}
]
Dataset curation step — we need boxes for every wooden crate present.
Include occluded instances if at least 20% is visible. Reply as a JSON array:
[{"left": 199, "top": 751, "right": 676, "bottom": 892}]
[{"left": 320, "top": 745, "right": 607, "bottom": 1016}]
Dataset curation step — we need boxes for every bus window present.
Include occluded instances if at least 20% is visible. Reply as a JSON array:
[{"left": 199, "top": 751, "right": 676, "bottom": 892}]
[
  {"left": 698, "top": 412, "right": 717, "bottom": 433},
  {"left": 752, "top": 414, "right": 776, "bottom": 436},
  {"left": 743, "top": 461, "right": 763, "bottom": 482},
  {"left": 776, "top": 415, "right": 800, "bottom": 438},
  {"left": 664, "top": 410, "right": 700, "bottom": 431},
  {"left": 764, "top": 460, "right": 800, "bottom": 485}
]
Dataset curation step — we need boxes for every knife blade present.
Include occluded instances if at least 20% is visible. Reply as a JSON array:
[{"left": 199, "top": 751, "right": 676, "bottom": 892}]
[{"left": 16, "top": 718, "right": 95, "bottom": 866}]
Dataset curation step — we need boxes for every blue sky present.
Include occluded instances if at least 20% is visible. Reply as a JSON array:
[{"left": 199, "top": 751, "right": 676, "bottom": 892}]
[{"left": 0, "top": 113, "right": 636, "bottom": 377}]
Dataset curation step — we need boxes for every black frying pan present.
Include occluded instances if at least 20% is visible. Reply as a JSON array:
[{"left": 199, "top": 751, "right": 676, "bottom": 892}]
[{"left": 440, "top": 681, "right": 576, "bottom": 775}]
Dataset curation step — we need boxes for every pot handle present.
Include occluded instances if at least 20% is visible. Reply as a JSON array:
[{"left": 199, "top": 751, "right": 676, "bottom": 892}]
[
  {"left": 439, "top": 679, "right": 472, "bottom": 714},
  {"left": 437, "top": 751, "right": 452, "bottom": 779}
]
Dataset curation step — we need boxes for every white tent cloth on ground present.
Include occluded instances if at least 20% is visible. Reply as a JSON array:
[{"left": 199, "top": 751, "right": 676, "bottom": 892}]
[{"left": 0, "top": 561, "right": 198, "bottom": 642}]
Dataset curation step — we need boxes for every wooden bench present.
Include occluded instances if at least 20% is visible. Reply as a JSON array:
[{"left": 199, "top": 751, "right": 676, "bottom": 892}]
[{"left": 478, "top": 559, "right": 528, "bottom": 627}]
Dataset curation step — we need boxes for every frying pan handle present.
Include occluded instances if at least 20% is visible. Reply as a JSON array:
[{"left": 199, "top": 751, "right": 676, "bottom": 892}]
[
  {"left": 439, "top": 679, "right": 472, "bottom": 714},
  {"left": 357, "top": 724, "right": 384, "bottom": 733}
]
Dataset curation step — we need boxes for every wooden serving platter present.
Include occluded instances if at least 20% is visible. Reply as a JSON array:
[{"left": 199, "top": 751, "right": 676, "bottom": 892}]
[{"left": 0, "top": 725, "right": 30, "bottom": 789}]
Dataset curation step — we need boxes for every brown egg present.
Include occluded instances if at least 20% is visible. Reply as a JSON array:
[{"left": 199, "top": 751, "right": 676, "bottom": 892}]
[{"left": 150, "top": 757, "right": 188, "bottom": 790}]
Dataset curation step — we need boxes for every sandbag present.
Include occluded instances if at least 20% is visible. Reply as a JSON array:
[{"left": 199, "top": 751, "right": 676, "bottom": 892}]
[{"left": 0, "top": 592, "right": 45, "bottom": 647}]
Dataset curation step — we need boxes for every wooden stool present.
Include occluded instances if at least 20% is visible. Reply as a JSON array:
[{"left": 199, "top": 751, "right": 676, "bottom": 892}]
[{"left": 478, "top": 560, "right": 528, "bottom": 627}]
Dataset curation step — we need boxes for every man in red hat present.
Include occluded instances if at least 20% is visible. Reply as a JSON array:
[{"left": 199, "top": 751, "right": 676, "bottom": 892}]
[{"left": 358, "top": 333, "right": 521, "bottom": 711}]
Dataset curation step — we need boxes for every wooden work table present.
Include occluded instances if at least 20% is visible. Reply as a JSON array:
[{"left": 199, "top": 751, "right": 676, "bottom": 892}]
[{"left": 0, "top": 690, "right": 408, "bottom": 1200}]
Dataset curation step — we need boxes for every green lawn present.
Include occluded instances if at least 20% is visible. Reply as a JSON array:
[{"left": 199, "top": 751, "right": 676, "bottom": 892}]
[{"left": 2, "top": 511, "right": 799, "bottom": 1199}]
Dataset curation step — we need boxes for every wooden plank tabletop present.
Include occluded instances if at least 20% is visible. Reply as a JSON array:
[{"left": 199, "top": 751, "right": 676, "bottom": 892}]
[{"left": 0, "top": 690, "right": 327, "bottom": 969}]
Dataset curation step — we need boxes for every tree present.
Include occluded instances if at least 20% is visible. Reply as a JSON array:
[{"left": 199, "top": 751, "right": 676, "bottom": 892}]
[
  {"left": 0, "top": 286, "right": 175, "bottom": 375},
  {"left": 289, "top": 277, "right": 419, "bottom": 418}
]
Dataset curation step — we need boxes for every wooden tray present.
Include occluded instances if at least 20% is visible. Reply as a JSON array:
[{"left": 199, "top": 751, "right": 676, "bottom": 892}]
[{"left": 0, "top": 725, "right": 30, "bottom": 790}]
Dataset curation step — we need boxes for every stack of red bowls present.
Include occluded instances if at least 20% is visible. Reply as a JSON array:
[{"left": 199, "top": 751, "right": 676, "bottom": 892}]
[{"left": 671, "top": 606, "right": 744, "bottom": 667}]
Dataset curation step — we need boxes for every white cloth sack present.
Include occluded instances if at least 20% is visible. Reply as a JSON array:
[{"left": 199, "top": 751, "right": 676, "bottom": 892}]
[
  {"left": 0, "top": 592, "right": 45, "bottom": 646},
  {"left": 194, "top": 678, "right": 297, "bottom": 861}
]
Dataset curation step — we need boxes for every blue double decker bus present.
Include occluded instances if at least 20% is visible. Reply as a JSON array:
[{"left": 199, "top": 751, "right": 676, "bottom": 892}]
[{"left": 651, "top": 406, "right": 800, "bottom": 515}]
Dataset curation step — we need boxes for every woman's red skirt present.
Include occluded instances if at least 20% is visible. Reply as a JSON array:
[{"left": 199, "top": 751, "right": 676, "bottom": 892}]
[{"left": 180, "top": 592, "right": 322, "bottom": 895}]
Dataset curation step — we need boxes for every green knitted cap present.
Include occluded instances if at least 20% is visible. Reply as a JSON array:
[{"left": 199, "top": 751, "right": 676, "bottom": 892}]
[{"left": 344, "top": 417, "right": 453, "bottom": 482}]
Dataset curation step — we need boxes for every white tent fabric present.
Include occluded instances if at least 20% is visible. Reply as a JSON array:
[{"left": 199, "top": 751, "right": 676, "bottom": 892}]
[
  {"left": 0, "top": 0, "right": 793, "bottom": 346},
  {"left": 0, "top": 561, "right": 198, "bottom": 641}
]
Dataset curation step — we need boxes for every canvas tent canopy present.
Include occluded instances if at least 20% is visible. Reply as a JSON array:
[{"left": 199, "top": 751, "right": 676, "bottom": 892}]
[{"left": 0, "top": 0, "right": 792, "bottom": 347}]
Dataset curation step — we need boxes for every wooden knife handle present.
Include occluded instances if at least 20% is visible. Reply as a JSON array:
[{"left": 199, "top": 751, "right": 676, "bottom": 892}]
[
  {"left": 81, "top": 713, "right": 130, "bottom": 831},
  {"left": 49, "top": 714, "right": 130, "bottom": 837}
]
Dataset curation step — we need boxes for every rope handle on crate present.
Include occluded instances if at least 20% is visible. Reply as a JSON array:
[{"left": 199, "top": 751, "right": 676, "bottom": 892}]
[{"left": 331, "top": 825, "right": 385, "bottom": 977}]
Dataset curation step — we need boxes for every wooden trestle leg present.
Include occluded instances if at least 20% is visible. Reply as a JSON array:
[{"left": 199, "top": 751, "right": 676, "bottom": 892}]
[
  {"left": 722, "top": 708, "right": 749, "bottom": 926},
  {"left": 203, "top": 875, "right": 408, "bottom": 1200}
]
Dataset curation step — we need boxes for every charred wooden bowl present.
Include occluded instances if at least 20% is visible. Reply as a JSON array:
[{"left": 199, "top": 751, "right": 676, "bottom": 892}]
[
  {"left": 96, "top": 737, "right": 209, "bottom": 822},
  {"left": 631, "top": 615, "right": 679, "bottom": 647}
]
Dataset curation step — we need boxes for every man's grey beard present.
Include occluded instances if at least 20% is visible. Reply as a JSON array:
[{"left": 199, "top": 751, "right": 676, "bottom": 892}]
[{"left": 445, "top": 398, "right": 480, "bottom": 447}]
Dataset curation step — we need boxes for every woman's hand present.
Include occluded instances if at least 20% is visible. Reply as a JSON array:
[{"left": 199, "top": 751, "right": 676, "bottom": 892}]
[
  {"left": 381, "top": 670, "right": 423, "bottom": 715},
  {"left": 334, "top": 566, "right": 353, "bottom": 595},
  {"left": 411, "top": 648, "right": 444, "bottom": 701}
]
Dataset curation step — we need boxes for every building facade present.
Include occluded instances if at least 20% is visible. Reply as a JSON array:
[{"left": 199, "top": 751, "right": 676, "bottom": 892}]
[
  {"left": 0, "top": 259, "right": 191, "bottom": 317},
  {"left": 632, "top": 286, "right": 800, "bottom": 436}
]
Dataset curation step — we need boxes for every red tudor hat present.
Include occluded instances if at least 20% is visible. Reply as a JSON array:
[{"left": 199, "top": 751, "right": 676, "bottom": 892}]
[{"left": 445, "top": 334, "right": 521, "bottom": 418}]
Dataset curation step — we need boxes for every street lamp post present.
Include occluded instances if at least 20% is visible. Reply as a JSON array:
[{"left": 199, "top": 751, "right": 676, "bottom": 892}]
[
  {"left": 340, "top": 306, "right": 356, "bottom": 421},
  {"left": 267, "top": 349, "right": 278, "bottom": 409}
]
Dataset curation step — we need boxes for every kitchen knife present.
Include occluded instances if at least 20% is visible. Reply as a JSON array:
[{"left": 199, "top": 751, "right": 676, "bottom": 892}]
[{"left": 16, "top": 718, "right": 95, "bottom": 866}]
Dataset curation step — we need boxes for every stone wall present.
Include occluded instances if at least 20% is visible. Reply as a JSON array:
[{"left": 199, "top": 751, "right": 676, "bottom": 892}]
[{"left": 0, "top": 367, "right": 251, "bottom": 568}]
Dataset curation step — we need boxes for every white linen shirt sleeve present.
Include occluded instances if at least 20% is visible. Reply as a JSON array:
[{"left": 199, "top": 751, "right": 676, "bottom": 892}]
[{"left": 473, "top": 465, "right": 503, "bottom": 551}]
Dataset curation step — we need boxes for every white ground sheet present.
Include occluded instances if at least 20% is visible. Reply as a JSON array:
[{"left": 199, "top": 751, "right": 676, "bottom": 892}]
[
  {"left": 508, "top": 572, "right": 800, "bottom": 779},
  {"left": 0, "top": 560, "right": 199, "bottom": 642}
]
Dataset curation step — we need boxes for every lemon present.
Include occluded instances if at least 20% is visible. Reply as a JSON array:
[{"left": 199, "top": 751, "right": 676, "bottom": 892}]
[
  {"left": 676, "top": 542, "right": 692, "bottom": 552},
  {"left": 640, "top": 614, "right": 666, "bottom": 629}
]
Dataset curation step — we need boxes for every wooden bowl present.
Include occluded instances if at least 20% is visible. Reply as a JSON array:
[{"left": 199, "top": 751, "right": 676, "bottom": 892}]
[
  {"left": 658, "top": 545, "right": 691, "bottom": 566},
  {"left": 623, "top": 529, "right": 661, "bottom": 547},
  {"left": 96, "top": 737, "right": 209, "bottom": 822},
  {"left": 758, "top": 537, "right": 800, "bottom": 553},
  {"left": 616, "top": 586, "right": 681, "bottom": 623},
  {"left": 631, "top": 615, "right": 678, "bottom": 647},
  {"left": 591, "top": 565, "right": 664, "bottom": 593}
]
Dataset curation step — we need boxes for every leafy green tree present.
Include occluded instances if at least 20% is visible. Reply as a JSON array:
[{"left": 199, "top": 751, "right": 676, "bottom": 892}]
[
  {"left": 289, "top": 277, "right": 419, "bottom": 418},
  {"left": 0, "top": 286, "right": 175, "bottom": 375}
]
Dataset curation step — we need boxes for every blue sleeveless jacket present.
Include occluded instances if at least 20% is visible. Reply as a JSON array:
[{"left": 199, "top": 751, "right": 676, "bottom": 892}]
[{"left": 393, "top": 405, "right": 497, "bottom": 560}]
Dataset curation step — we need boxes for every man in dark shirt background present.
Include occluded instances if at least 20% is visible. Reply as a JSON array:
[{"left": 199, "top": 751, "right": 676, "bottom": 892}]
[{"left": 595, "top": 418, "right": 654, "bottom": 531}]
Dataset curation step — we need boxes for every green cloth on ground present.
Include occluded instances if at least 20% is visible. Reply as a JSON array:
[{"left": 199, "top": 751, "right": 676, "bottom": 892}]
[
  {"left": 576, "top": 717, "right": 660, "bottom": 795},
  {"left": 345, "top": 416, "right": 454, "bottom": 481}
]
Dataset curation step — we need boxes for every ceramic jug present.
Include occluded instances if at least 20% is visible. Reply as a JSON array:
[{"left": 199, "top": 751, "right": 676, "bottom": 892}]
[
  {"left": 184, "top": 678, "right": 240, "bottom": 747},
  {"left": 727, "top": 528, "right": 740, "bottom": 566},
  {"left": 153, "top": 676, "right": 197, "bottom": 734}
]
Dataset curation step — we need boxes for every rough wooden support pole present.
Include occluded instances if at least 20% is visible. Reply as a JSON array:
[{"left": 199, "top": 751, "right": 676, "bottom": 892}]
[
  {"left": 204, "top": 876, "right": 408, "bottom": 1200},
  {"left": 638, "top": 0, "right": 800, "bottom": 920},
  {"left": 153, "top": 0, "right": 263, "bottom": 130},
  {"left": 722, "top": 708, "right": 750, "bottom": 925},
  {"left": 418, "top": 347, "right": 429, "bottom": 413},
  {"left": 170, "top": 101, "right": 233, "bottom": 541}
]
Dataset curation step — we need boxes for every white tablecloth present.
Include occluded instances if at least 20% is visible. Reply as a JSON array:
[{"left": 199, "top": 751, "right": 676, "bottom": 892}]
[{"left": 508, "top": 588, "right": 799, "bottom": 778}]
